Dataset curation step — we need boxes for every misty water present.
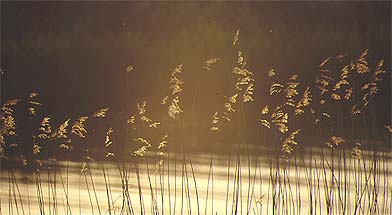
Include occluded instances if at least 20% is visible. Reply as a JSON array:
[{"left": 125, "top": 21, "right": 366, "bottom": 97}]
[{"left": 1, "top": 147, "right": 391, "bottom": 215}]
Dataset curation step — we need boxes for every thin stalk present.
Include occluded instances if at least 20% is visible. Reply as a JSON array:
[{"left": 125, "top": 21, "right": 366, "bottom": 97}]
[
  {"left": 188, "top": 153, "right": 200, "bottom": 215},
  {"left": 101, "top": 163, "right": 112, "bottom": 215}
]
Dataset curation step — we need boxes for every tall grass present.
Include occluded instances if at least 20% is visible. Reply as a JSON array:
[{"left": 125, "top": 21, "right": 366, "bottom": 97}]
[{"left": 0, "top": 30, "right": 391, "bottom": 215}]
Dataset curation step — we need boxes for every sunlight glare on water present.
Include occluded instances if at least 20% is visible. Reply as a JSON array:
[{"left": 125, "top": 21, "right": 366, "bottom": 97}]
[{"left": 1, "top": 148, "right": 391, "bottom": 215}]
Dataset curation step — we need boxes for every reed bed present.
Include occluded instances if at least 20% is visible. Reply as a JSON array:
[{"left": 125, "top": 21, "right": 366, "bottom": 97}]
[{"left": 1, "top": 30, "right": 391, "bottom": 214}]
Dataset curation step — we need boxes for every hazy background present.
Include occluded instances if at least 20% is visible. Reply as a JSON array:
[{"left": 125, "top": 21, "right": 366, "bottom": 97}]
[{"left": 1, "top": 2, "right": 391, "bottom": 146}]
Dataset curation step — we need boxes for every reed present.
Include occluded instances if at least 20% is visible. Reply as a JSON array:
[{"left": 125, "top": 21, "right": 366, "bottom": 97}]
[{"left": 0, "top": 30, "right": 390, "bottom": 215}]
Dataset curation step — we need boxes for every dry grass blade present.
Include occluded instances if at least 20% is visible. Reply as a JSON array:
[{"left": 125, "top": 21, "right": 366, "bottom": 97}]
[
  {"left": 137, "top": 101, "right": 147, "bottom": 115},
  {"left": 161, "top": 96, "right": 168, "bottom": 104},
  {"left": 126, "top": 65, "right": 134, "bottom": 73},
  {"left": 51, "top": 119, "right": 70, "bottom": 139},
  {"left": 295, "top": 87, "right": 312, "bottom": 115},
  {"left": 92, "top": 108, "right": 109, "bottom": 118},
  {"left": 168, "top": 96, "right": 183, "bottom": 119},
  {"left": 270, "top": 83, "right": 284, "bottom": 95},
  {"left": 356, "top": 49, "right": 369, "bottom": 74},
  {"left": 325, "top": 136, "right": 345, "bottom": 149},
  {"left": 203, "top": 58, "right": 220, "bottom": 71},
  {"left": 105, "top": 127, "right": 114, "bottom": 147},
  {"left": 71, "top": 116, "right": 88, "bottom": 138},
  {"left": 233, "top": 29, "right": 240, "bottom": 46},
  {"left": 39, "top": 117, "right": 52, "bottom": 134},
  {"left": 281, "top": 129, "right": 301, "bottom": 154},
  {"left": 268, "top": 68, "right": 276, "bottom": 78},
  {"left": 261, "top": 106, "right": 269, "bottom": 115},
  {"left": 319, "top": 57, "right": 332, "bottom": 67},
  {"left": 260, "top": 120, "right": 271, "bottom": 129},
  {"left": 3, "top": 99, "right": 20, "bottom": 106}
]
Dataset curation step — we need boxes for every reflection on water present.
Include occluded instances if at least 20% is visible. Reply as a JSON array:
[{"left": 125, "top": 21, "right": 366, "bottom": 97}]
[{"left": 1, "top": 147, "right": 391, "bottom": 215}]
